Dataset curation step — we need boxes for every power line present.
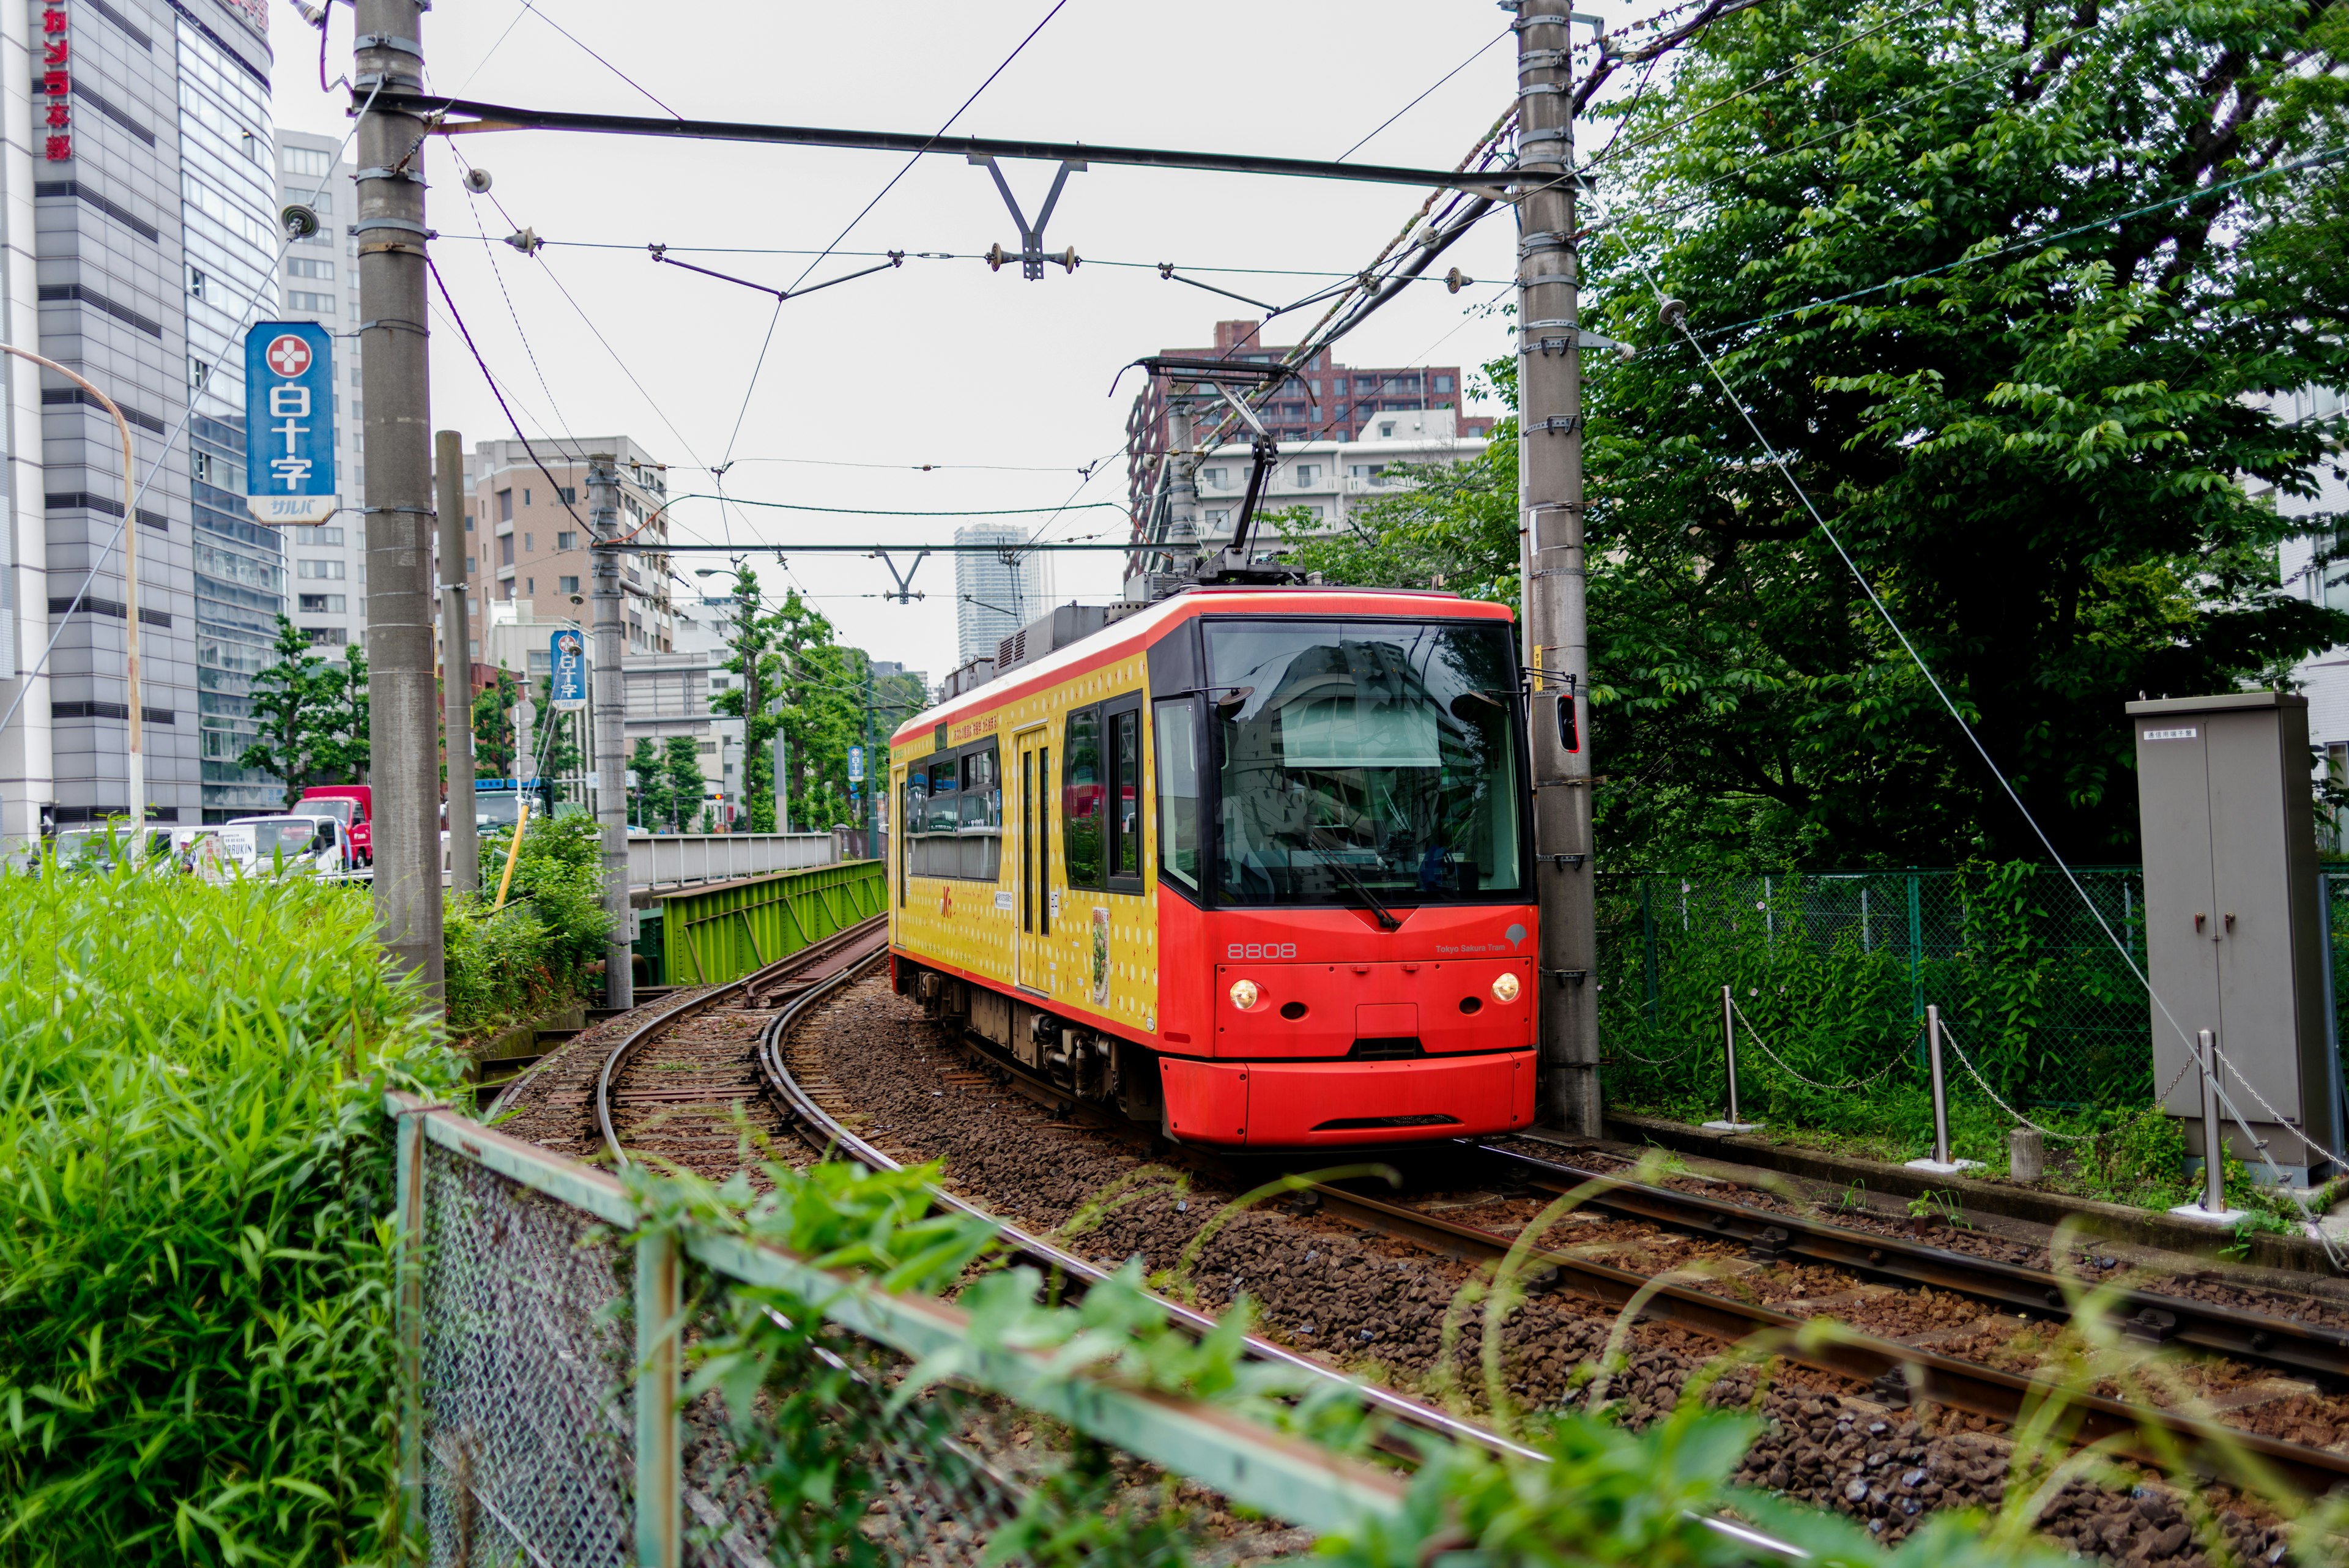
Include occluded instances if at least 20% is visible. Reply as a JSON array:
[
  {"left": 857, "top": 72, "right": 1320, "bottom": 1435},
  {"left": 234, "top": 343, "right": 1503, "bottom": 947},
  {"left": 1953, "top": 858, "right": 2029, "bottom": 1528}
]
[
  {"left": 1335, "top": 26, "right": 1513, "bottom": 163},
  {"left": 516, "top": 0, "right": 683, "bottom": 121},
  {"left": 659, "top": 493, "right": 1125, "bottom": 518},
  {"left": 719, "top": 0, "right": 1073, "bottom": 470},
  {"left": 1688, "top": 138, "right": 2349, "bottom": 340}
]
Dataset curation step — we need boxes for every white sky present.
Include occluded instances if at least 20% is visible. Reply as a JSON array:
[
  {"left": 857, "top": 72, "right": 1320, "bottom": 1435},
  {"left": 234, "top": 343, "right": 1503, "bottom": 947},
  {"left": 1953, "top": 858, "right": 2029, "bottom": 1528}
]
[{"left": 268, "top": 1, "right": 1612, "bottom": 682}]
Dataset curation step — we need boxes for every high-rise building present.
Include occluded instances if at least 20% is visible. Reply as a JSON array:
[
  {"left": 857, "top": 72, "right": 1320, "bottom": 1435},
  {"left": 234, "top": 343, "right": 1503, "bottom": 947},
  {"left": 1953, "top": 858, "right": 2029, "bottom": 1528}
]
[
  {"left": 0, "top": 0, "right": 283, "bottom": 833},
  {"left": 953, "top": 524, "right": 1052, "bottom": 669},
  {"left": 1122, "top": 318, "right": 1496, "bottom": 541},
  {"left": 269, "top": 129, "right": 362, "bottom": 656}
]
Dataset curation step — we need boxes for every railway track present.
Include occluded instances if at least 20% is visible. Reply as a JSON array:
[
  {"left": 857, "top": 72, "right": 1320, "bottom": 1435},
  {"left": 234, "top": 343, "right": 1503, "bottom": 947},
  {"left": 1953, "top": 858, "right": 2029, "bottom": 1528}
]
[{"left": 538, "top": 960, "right": 2340, "bottom": 1561}]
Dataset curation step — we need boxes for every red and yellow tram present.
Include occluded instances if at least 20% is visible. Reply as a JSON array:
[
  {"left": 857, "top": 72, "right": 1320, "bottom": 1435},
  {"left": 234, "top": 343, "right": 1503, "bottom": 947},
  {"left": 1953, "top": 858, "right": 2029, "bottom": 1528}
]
[{"left": 886, "top": 585, "right": 1536, "bottom": 1148}]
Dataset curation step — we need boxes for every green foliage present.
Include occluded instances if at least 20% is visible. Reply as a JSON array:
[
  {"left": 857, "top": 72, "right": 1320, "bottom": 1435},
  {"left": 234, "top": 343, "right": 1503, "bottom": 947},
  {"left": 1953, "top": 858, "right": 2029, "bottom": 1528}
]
[
  {"left": 709, "top": 567, "right": 890, "bottom": 833},
  {"left": 472, "top": 667, "right": 521, "bottom": 778},
  {"left": 445, "top": 811, "right": 612, "bottom": 1033},
  {"left": 628, "top": 737, "right": 668, "bottom": 830},
  {"left": 0, "top": 866, "right": 458, "bottom": 1562},
  {"left": 237, "top": 615, "right": 370, "bottom": 809},
  {"left": 662, "top": 735, "right": 705, "bottom": 833}
]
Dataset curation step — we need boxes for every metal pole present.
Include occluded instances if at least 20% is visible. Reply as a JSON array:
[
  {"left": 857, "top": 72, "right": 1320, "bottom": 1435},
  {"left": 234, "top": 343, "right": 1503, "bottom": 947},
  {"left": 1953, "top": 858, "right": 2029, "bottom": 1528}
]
[
  {"left": 515, "top": 686, "right": 535, "bottom": 794},
  {"left": 355, "top": 0, "right": 443, "bottom": 995},
  {"left": 863, "top": 660, "right": 877, "bottom": 858},
  {"left": 0, "top": 349, "right": 139, "bottom": 836},
  {"left": 1165, "top": 398, "right": 1200, "bottom": 578},
  {"left": 436, "top": 431, "right": 478, "bottom": 893},
  {"left": 2199, "top": 1028, "right": 2226, "bottom": 1213},
  {"left": 632, "top": 1228, "right": 681, "bottom": 1567},
  {"left": 1518, "top": 4, "right": 1599, "bottom": 1134},
  {"left": 1926, "top": 1003, "right": 1950, "bottom": 1166},
  {"left": 1722, "top": 984, "right": 1740, "bottom": 1126},
  {"left": 588, "top": 457, "right": 633, "bottom": 1010}
]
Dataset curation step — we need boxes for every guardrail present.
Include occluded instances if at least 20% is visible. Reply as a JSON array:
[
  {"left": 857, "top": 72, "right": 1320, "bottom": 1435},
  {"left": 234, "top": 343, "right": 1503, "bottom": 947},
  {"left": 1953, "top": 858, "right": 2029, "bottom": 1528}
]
[
  {"left": 650, "top": 858, "right": 886, "bottom": 987},
  {"left": 387, "top": 1092, "right": 1404, "bottom": 1565},
  {"left": 628, "top": 831, "right": 836, "bottom": 887}
]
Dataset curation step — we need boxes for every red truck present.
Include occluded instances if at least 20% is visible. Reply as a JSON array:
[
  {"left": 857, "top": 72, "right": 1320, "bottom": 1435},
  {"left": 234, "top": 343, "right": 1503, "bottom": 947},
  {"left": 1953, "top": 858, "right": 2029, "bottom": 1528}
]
[{"left": 297, "top": 785, "right": 373, "bottom": 866}]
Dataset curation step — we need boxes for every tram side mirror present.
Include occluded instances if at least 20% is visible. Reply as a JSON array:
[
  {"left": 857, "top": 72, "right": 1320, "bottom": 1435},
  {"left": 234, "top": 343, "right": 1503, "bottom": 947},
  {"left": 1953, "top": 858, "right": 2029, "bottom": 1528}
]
[{"left": 1556, "top": 676, "right": 1580, "bottom": 754}]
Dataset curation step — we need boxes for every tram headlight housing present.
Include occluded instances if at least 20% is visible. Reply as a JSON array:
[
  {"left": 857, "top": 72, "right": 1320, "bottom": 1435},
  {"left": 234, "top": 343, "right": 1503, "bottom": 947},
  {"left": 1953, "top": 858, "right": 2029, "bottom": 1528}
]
[
  {"left": 1491, "top": 972, "right": 1522, "bottom": 1004},
  {"left": 1229, "top": 978, "right": 1260, "bottom": 1011}
]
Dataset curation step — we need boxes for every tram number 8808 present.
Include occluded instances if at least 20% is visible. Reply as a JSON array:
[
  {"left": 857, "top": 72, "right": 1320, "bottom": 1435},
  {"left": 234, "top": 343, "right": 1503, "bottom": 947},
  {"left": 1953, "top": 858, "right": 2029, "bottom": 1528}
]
[{"left": 1226, "top": 943, "right": 1298, "bottom": 960}]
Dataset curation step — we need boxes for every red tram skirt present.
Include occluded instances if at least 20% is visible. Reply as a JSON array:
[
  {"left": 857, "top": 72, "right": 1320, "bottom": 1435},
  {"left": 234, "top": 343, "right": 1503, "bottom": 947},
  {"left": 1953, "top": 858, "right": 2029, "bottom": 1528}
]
[{"left": 1158, "top": 1050, "right": 1535, "bottom": 1148}]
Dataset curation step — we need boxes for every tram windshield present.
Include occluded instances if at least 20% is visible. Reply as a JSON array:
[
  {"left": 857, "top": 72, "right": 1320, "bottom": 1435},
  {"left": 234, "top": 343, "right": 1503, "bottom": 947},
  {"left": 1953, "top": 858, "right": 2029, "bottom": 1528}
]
[{"left": 1204, "top": 619, "right": 1525, "bottom": 907}]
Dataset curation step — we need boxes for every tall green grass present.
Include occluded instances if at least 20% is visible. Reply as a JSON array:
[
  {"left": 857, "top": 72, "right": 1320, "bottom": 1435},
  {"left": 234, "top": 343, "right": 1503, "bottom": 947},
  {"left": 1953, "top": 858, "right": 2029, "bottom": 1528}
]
[{"left": 0, "top": 867, "right": 460, "bottom": 1564}]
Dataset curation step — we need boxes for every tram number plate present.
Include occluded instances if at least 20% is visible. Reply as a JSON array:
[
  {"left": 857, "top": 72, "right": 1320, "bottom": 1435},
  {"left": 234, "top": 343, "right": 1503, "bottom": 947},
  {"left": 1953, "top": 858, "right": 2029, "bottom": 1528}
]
[{"left": 1226, "top": 943, "right": 1298, "bottom": 960}]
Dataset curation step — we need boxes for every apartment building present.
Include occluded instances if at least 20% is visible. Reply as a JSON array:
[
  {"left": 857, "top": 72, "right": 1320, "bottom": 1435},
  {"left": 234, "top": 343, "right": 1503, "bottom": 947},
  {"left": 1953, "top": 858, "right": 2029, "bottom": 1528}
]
[{"left": 455, "top": 436, "right": 677, "bottom": 665}]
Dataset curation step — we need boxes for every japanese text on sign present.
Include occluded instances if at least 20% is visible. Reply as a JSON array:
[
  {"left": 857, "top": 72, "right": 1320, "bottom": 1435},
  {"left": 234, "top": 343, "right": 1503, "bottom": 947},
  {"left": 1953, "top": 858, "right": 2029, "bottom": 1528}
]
[
  {"left": 244, "top": 322, "right": 338, "bottom": 525},
  {"left": 42, "top": 6, "right": 70, "bottom": 162}
]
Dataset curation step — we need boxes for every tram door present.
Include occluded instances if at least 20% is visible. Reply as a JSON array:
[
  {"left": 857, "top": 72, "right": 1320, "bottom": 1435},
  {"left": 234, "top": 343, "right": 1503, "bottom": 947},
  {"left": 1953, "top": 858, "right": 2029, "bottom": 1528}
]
[{"left": 1015, "top": 725, "right": 1051, "bottom": 991}]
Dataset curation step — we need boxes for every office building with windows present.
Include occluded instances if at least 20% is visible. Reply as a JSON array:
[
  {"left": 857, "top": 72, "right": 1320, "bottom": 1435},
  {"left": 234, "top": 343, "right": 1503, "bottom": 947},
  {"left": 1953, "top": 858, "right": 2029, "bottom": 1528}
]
[
  {"left": 953, "top": 524, "right": 1053, "bottom": 669},
  {"left": 1121, "top": 317, "right": 1496, "bottom": 549},
  {"left": 270, "top": 128, "right": 361, "bottom": 657},
  {"left": 0, "top": 0, "right": 281, "bottom": 833}
]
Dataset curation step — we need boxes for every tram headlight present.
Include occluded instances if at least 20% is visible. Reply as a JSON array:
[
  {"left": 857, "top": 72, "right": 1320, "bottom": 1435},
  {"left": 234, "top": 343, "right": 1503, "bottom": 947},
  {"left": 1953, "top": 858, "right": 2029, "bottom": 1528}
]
[
  {"left": 1229, "top": 978, "right": 1260, "bottom": 1011},
  {"left": 1491, "top": 972, "right": 1522, "bottom": 1004}
]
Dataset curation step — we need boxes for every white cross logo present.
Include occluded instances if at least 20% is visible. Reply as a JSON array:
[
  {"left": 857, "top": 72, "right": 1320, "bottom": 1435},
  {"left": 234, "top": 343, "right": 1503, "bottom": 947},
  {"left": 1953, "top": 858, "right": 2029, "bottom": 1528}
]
[{"left": 265, "top": 334, "right": 311, "bottom": 376}]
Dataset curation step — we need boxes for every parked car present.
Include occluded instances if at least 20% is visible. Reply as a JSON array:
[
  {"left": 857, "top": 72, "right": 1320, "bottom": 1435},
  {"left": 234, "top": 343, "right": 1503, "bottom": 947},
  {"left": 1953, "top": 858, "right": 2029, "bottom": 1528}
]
[
  {"left": 221, "top": 814, "right": 352, "bottom": 877},
  {"left": 48, "top": 821, "right": 174, "bottom": 873},
  {"left": 298, "top": 786, "right": 373, "bottom": 865}
]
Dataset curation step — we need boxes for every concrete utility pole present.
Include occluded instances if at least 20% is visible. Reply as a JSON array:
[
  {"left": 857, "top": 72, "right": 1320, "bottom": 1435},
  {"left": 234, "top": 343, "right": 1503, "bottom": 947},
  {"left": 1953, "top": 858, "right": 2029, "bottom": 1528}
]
[
  {"left": 862, "top": 659, "right": 878, "bottom": 858},
  {"left": 436, "top": 431, "right": 478, "bottom": 893},
  {"left": 514, "top": 686, "right": 535, "bottom": 793},
  {"left": 355, "top": 0, "right": 442, "bottom": 995},
  {"left": 1165, "top": 398, "right": 1201, "bottom": 576},
  {"left": 1516, "top": 5, "right": 1600, "bottom": 1134},
  {"left": 588, "top": 456, "right": 633, "bottom": 1009}
]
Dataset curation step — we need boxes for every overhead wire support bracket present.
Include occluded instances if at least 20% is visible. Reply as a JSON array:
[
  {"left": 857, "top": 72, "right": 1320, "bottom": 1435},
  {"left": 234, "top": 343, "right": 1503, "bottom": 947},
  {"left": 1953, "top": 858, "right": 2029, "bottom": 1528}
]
[
  {"left": 647, "top": 243, "right": 904, "bottom": 301},
  {"left": 971, "top": 154, "right": 1083, "bottom": 278},
  {"left": 872, "top": 548, "right": 930, "bottom": 604}
]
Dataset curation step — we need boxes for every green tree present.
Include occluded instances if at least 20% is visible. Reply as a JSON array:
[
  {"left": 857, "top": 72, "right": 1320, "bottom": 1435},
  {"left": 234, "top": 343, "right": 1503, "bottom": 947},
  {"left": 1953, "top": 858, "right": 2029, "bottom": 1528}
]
[
  {"left": 628, "top": 737, "right": 668, "bottom": 830},
  {"left": 663, "top": 735, "right": 705, "bottom": 833},
  {"left": 238, "top": 617, "right": 369, "bottom": 808},
  {"left": 472, "top": 668, "right": 519, "bottom": 778},
  {"left": 710, "top": 567, "right": 790, "bottom": 831},
  {"left": 1307, "top": 0, "right": 2349, "bottom": 868}
]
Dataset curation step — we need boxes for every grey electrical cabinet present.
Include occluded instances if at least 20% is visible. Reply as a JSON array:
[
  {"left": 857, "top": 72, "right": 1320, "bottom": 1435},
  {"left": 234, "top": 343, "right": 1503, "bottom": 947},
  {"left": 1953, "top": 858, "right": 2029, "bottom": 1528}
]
[{"left": 2130, "top": 691, "right": 2343, "bottom": 1184}]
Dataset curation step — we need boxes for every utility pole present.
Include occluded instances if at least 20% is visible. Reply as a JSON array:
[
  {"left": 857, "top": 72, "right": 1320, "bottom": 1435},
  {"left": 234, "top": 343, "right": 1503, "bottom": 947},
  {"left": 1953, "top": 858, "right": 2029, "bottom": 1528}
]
[
  {"left": 514, "top": 684, "right": 535, "bottom": 794},
  {"left": 862, "top": 658, "right": 878, "bottom": 859},
  {"left": 355, "top": 0, "right": 442, "bottom": 995},
  {"left": 436, "top": 431, "right": 478, "bottom": 893},
  {"left": 1165, "top": 398, "right": 1201, "bottom": 578},
  {"left": 588, "top": 456, "right": 633, "bottom": 1009},
  {"left": 1516, "top": 5, "right": 1600, "bottom": 1134}
]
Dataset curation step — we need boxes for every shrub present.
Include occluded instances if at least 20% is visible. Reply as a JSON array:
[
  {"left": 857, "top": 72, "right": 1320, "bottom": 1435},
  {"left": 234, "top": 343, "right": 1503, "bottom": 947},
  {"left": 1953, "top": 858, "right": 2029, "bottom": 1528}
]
[
  {"left": 0, "top": 866, "right": 460, "bottom": 1563},
  {"left": 447, "top": 812, "right": 614, "bottom": 1036}
]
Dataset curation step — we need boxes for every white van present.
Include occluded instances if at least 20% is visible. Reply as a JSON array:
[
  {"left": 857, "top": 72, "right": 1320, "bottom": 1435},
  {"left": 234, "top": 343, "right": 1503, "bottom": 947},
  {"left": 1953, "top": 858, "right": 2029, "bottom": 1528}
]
[{"left": 221, "top": 814, "right": 352, "bottom": 877}]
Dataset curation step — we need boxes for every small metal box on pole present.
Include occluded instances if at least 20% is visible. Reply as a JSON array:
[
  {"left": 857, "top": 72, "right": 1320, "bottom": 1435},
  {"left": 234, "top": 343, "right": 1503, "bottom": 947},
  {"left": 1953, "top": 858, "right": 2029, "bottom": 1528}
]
[{"left": 2130, "top": 691, "right": 2344, "bottom": 1189}]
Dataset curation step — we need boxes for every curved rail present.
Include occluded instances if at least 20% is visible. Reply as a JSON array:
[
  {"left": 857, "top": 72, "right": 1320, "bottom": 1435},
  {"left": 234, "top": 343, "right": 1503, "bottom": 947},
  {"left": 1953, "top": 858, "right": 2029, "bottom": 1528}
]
[{"left": 596, "top": 914, "right": 888, "bottom": 1169}]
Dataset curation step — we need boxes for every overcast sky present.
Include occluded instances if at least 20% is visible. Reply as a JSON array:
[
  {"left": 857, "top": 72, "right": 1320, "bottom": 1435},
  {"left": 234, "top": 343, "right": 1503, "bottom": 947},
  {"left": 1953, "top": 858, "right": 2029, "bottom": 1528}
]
[{"left": 269, "top": 2, "right": 1605, "bottom": 683}]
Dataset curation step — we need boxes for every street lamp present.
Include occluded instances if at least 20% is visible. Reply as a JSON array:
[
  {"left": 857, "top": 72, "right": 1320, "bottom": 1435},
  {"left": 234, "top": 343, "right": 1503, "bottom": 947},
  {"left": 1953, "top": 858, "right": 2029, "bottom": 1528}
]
[{"left": 2, "top": 347, "right": 141, "bottom": 841}]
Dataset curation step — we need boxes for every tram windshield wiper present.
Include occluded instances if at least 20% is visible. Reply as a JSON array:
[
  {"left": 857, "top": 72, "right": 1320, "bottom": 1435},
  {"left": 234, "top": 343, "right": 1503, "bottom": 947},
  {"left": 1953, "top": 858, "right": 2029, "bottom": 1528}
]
[{"left": 1308, "top": 828, "right": 1401, "bottom": 930}]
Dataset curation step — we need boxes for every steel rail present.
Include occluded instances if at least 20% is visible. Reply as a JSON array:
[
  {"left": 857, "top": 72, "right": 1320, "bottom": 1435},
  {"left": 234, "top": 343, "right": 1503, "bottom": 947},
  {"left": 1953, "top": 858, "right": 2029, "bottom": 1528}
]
[
  {"left": 1298, "top": 1180, "right": 2349, "bottom": 1499},
  {"left": 752, "top": 968, "right": 1553, "bottom": 1466},
  {"left": 381, "top": 93, "right": 1521, "bottom": 197},
  {"left": 920, "top": 1033, "right": 2349, "bottom": 1496},
  {"left": 759, "top": 993, "right": 1829, "bottom": 1559},
  {"left": 1472, "top": 1141, "right": 2349, "bottom": 1385},
  {"left": 595, "top": 914, "right": 889, "bottom": 1169}
]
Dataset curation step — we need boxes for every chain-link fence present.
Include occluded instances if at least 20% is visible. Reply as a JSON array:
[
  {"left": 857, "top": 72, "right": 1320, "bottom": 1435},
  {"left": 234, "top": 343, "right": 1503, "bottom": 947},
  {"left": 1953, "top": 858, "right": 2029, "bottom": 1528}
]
[
  {"left": 1597, "top": 865, "right": 2349, "bottom": 1144},
  {"left": 1594, "top": 867, "right": 2155, "bottom": 1137},
  {"left": 391, "top": 1099, "right": 1381, "bottom": 1567}
]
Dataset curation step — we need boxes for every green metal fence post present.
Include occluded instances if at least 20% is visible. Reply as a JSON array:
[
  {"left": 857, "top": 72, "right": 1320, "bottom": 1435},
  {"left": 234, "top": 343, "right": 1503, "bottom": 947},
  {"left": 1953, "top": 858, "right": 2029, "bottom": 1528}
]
[
  {"left": 634, "top": 1228, "right": 681, "bottom": 1567},
  {"left": 393, "top": 1107, "right": 425, "bottom": 1550},
  {"left": 1639, "top": 877, "right": 1660, "bottom": 1028},
  {"left": 1907, "top": 871, "right": 1925, "bottom": 1030}
]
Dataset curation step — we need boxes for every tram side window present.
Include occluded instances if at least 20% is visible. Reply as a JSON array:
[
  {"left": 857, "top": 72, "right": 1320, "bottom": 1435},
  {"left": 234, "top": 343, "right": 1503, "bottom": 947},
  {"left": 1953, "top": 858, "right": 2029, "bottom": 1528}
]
[
  {"left": 910, "top": 743, "right": 1003, "bottom": 880},
  {"left": 1153, "top": 699, "right": 1200, "bottom": 894},
  {"left": 1063, "top": 708, "right": 1103, "bottom": 887},
  {"left": 1107, "top": 706, "right": 1141, "bottom": 885},
  {"left": 925, "top": 756, "right": 960, "bottom": 834},
  {"left": 960, "top": 743, "right": 1002, "bottom": 830}
]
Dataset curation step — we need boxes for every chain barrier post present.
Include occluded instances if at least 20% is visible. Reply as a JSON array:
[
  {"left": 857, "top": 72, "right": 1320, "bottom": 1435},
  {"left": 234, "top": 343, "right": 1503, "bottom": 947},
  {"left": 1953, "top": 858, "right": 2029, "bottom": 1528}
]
[
  {"left": 1904, "top": 1004, "right": 1981, "bottom": 1173},
  {"left": 2171, "top": 1028, "right": 2247, "bottom": 1224},
  {"left": 1702, "top": 984, "right": 1759, "bottom": 1132}
]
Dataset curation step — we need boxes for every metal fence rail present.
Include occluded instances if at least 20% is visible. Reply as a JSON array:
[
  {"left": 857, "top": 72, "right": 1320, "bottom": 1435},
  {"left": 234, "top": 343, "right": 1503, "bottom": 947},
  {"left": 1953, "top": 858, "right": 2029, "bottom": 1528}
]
[
  {"left": 651, "top": 860, "right": 886, "bottom": 987},
  {"left": 389, "top": 1094, "right": 1403, "bottom": 1566}
]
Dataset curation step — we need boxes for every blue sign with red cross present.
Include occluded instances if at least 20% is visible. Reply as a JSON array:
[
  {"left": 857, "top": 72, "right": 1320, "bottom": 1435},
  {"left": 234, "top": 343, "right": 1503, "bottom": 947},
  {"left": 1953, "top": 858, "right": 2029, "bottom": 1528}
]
[{"left": 244, "top": 321, "right": 338, "bottom": 526}]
